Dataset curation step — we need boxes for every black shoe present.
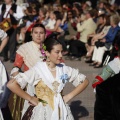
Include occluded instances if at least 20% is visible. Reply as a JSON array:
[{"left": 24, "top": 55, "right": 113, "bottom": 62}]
[
  {"left": 94, "top": 64, "right": 103, "bottom": 68},
  {"left": 89, "top": 62, "right": 97, "bottom": 66},
  {"left": 85, "top": 59, "right": 93, "bottom": 63},
  {"left": 3, "top": 58, "right": 9, "bottom": 62}
]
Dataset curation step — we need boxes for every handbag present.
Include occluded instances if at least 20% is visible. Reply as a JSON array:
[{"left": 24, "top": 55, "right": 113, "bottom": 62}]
[
  {"left": 0, "top": 18, "right": 12, "bottom": 31},
  {"left": 0, "top": 5, "right": 17, "bottom": 31},
  {"left": 22, "top": 105, "right": 34, "bottom": 120}
]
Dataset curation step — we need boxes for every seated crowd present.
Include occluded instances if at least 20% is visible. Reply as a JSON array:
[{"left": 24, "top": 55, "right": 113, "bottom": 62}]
[{"left": 0, "top": 0, "right": 120, "bottom": 69}]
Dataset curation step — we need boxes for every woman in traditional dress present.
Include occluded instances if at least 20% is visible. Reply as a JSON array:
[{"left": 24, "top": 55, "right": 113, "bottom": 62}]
[
  {"left": 7, "top": 38, "right": 89, "bottom": 120},
  {"left": 8, "top": 24, "right": 46, "bottom": 120}
]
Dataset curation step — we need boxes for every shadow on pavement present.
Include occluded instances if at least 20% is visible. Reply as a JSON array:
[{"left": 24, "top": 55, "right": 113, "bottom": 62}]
[{"left": 70, "top": 100, "right": 89, "bottom": 120}]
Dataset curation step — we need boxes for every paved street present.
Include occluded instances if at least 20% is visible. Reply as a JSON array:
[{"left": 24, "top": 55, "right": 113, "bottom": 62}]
[{"left": 2, "top": 56, "right": 102, "bottom": 120}]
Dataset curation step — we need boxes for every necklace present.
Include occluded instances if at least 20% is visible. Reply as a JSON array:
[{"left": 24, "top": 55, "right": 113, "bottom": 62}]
[{"left": 48, "top": 67, "right": 56, "bottom": 71}]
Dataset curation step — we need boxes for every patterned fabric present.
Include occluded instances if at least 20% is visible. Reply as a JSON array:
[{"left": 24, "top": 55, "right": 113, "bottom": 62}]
[{"left": 22, "top": 106, "right": 34, "bottom": 120}]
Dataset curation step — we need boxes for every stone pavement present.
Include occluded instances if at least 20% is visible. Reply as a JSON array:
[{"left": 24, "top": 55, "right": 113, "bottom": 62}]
[{"left": 1, "top": 56, "right": 103, "bottom": 120}]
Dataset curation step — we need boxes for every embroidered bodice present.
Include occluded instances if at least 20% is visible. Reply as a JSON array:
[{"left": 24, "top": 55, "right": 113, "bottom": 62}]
[{"left": 35, "top": 81, "right": 54, "bottom": 110}]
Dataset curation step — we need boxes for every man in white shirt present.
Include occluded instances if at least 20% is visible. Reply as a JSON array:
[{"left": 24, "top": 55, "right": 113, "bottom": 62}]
[
  {"left": 0, "top": 0, "right": 24, "bottom": 62},
  {"left": 0, "top": 0, "right": 24, "bottom": 24}
]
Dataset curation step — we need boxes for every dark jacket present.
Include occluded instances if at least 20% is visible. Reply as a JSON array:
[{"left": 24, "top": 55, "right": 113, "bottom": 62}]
[{"left": 94, "top": 72, "right": 120, "bottom": 120}]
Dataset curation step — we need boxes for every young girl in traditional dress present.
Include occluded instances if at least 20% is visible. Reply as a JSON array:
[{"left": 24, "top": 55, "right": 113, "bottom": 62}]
[{"left": 7, "top": 38, "right": 89, "bottom": 120}]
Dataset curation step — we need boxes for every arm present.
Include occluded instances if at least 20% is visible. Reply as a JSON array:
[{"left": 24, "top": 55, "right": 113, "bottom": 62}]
[
  {"left": 0, "top": 29, "right": 8, "bottom": 53},
  {"left": 63, "top": 79, "right": 89, "bottom": 103},
  {"left": 16, "top": 33, "right": 20, "bottom": 42},
  {"left": 76, "top": 21, "right": 86, "bottom": 32},
  {"left": 63, "top": 66, "right": 89, "bottom": 103},
  {"left": 8, "top": 68, "right": 40, "bottom": 105},
  {"left": 92, "top": 57, "right": 120, "bottom": 89},
  {"left": 0, "top": 36, "right": 8, "bottom": 53},
  {"left": 105, "top": 27, "right": 119, "bottom": 43},
  {"left": 46, "top": 20, "right": 61, "bottom": 32},
  {"left": 7, "top": 79, "right": 38, "bottom": 106}
]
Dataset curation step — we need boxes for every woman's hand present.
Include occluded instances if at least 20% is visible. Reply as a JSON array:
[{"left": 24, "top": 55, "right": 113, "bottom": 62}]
[
  {"left": 29, "top": 96, "right": 39, "bottom": 106},
  {"left": 63, "top": 94, "right": 71, "bottom": 103}
]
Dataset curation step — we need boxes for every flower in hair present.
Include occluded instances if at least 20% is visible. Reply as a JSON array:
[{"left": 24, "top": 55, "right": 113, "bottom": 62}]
[
  {"left": 43, "top": 44, "right": 46, "bottom": 51},
  {"left": 40, "top": 44, "right": 46, "bottom": 61}
]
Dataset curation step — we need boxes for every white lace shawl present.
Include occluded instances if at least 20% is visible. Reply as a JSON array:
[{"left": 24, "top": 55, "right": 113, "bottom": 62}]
[
  {"left": 16, "top": 62, "right": 86, "bottom": 120},
  {"left": 16, "top": 41, "right": 43, "bottom": 68}
]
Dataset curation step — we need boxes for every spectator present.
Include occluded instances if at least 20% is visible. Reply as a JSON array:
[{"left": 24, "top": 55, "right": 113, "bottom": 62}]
[
  {"left": 0, "top": 0, "right": 24, "bottom": 62},
  {"left": 70, "top": 10, "right": 97, "bottom": 60},
  {"left": 91, "top": 14, "right": 120, "bottom": 68},
  {"left": 85, "top": 14, "right": 111, "bottom": 61}
]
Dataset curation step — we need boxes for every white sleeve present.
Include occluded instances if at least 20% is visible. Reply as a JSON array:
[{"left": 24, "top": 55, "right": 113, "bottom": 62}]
[
  {"left": 0, "top": 29, "right": 7, "bottom": 41},
  {"left": 15, "top": 67, "right": 40, "bottom": 89},
  {"left": 13, "top": 5, "right": 24, "bottom": 20},
  {"left": 64, "top": 66, "right": 86, "bottom": 87},
  {"left": 108, "top": 57, "right": 120, "bottom": 74}
]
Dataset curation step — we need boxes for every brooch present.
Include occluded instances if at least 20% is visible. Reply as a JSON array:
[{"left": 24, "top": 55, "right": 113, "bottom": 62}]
[{"left": 60, "top": 74, "right": 69, "bottom": 84}]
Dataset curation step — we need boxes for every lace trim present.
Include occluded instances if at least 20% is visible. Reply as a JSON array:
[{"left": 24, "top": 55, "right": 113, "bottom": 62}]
[
  {"left": 72, "top": 72, "right": 86, "bottom": 87},
  {"left": 15, "top": 74, "right": 27, "bottom": 89}
]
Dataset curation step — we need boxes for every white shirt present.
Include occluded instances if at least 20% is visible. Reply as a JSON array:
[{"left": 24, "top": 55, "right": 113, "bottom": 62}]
[
  {"left": 0, "top": 4, "right": 24, "bottom": 20},
  {"left": 45, "top": 19, "right": 56, "bottom": 29}
]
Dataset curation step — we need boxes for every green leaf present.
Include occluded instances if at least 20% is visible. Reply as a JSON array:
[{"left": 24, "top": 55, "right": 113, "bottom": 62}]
[{"left": 38, "top": 98, "right": 48, "bottom": 104}]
